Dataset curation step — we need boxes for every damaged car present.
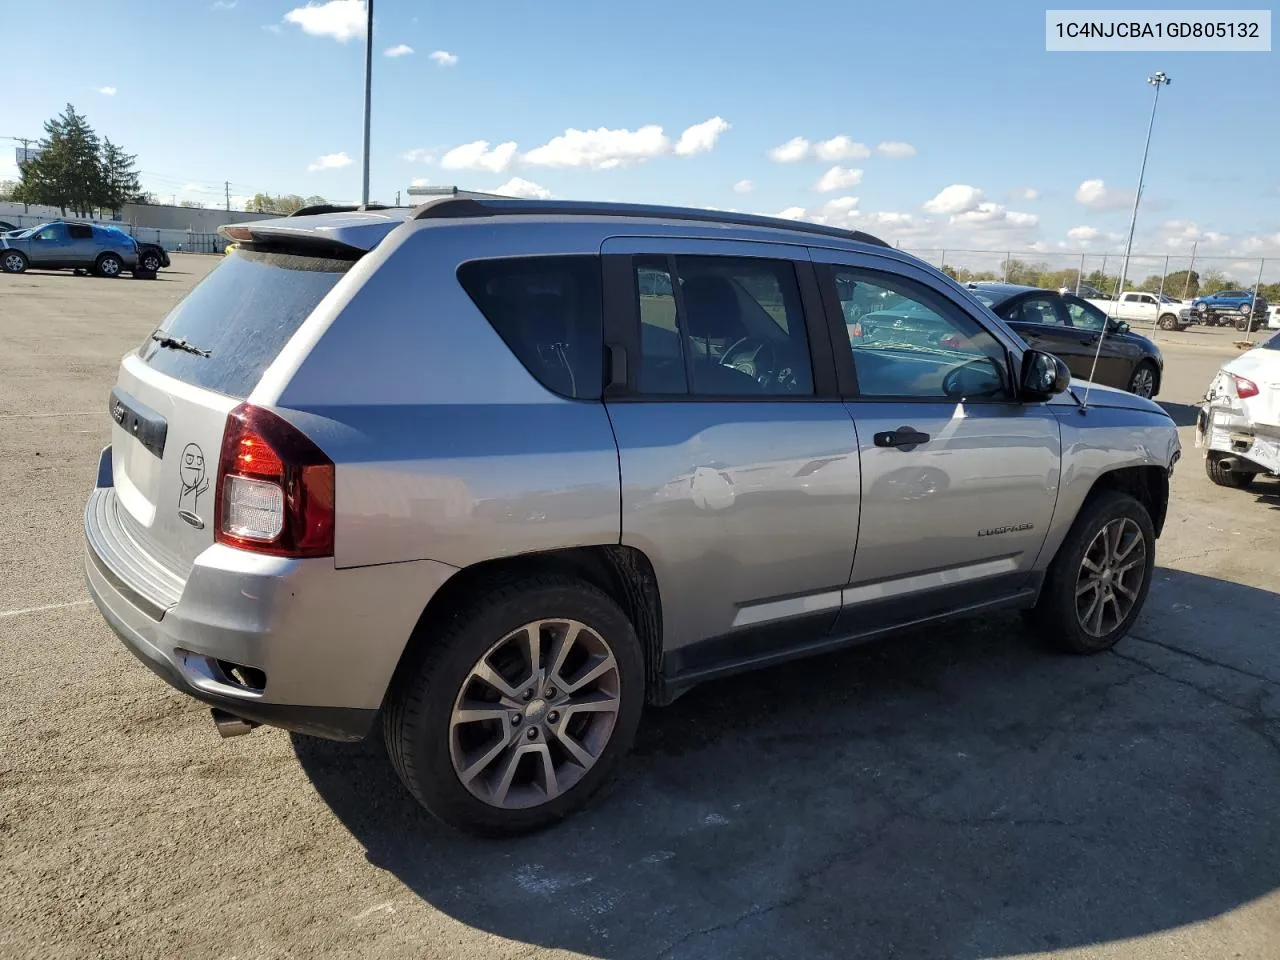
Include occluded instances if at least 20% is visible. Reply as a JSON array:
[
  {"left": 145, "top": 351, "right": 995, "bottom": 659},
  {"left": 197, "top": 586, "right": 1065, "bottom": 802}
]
[{"left": 1197, "top": 329, "right": 1280, "bottom": 489}]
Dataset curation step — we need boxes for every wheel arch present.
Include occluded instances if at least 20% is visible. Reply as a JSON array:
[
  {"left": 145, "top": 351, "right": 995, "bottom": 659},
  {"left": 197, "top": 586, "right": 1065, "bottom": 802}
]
[
  {"left": 385, "top": 544, "right": 665, "bottom": 710},
  {"left": 1083, "top": 464, "right": 1169, "bottom": 538}
]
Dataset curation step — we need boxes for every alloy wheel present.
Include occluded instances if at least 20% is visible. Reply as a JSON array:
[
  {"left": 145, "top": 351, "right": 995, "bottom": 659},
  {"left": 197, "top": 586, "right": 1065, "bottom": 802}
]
[
  {"left": 101, "top": 257, "right": 120, "bottom": 276},
  {"left": 449, "top": 618, "right": 621, "bottom": 810},
  {"left": 1075, "top": 517, "right": 1146, "bottom": 637},
  {"left": 1130, "top": 366, "right": 1155, "bottom": 398},
  {"left": 3, "top": 252, "right": 23, "bottom": 272}
]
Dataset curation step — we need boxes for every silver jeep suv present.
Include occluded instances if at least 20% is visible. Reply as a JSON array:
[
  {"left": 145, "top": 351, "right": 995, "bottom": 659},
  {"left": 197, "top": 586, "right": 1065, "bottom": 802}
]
[{"left": 84, "top": 195, "right": 1180, "bottom": 835}]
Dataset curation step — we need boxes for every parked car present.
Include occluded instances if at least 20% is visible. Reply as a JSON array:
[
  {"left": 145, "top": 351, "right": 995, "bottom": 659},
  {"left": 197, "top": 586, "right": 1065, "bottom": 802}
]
[
  {"left": 101, "top": 226, "right": 170, "bottom": 275},
  {"left": 0, "top": 219, "right": 18, "bottom": 233},
  {"left": 1191, "top": 289, "right": 1270, "bottom": 331},
  {"left": 1197, "top": 329, "right": 1280, "bottom": 488},
  {"left": 0, "top": 220, "right": 139, "bottom": 277},
  {"left": 84, "top": 197, "right": 1180, "bottom": 835},
  {"left": 1267, "top": 304, "right": 1280, "bottom": 330},
  {"left": 967, "top": 283, "right": 1165, "bottom": 398},
  {"left": 1085, "top": 290, "right": 1191, "bottom": 331}
]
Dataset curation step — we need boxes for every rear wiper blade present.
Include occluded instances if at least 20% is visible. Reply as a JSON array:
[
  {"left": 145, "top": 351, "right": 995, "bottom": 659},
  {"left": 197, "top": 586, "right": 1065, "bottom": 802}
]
[{"left": 150, "top": 333, "right": 211, "bottom": 357}]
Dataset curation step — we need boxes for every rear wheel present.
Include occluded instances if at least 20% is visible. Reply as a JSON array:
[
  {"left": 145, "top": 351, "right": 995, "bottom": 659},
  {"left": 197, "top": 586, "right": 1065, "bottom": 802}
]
[
  {"left": 383, "top": 574, "right": 645, "bottom": 836},
  {"left": 1128, "top": 361, "right": 1158, "bottom": 398},
  {"left": 2, "top": 250, "right": 27, "bottom": 273},
  {"left": 1027, "top": 490, "right": 1155, "bottom": 654},
  {"left": 1205, "top": 452, "right": 1255, "bottom": 489},
  {"left": 94, "top": 252, "right": 123, "bottom": 278}
]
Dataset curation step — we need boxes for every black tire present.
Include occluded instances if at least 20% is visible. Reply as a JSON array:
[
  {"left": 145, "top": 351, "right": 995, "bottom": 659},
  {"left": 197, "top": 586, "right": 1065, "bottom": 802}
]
[
  {"left": 94, "top": 252, "right": 123, "bottom": 278},
  {"left": 1026, "top": 489, "right": 1156, "bottom": 655},
  {"left": 140, "top": 251, "right": 162, "bottom": 273},
  {"left": 1235, "top": 315, "right": 1257, "bottom": 333},
  {"left": 1205, "top": 452, "right": 1254, "bottom": 489},
  {"left": 383, "top": 574, "right": 645, "bottom": 837},
  {"left": 1158, "top": 314, "right": 1178, "bottom": 330},
  {"left": 1, "top": 249, "right": 27, "bottom": 274},
  {"left": 132, "top": 268, "right": 157, "bottom": 281},
  {"left": 1127, "top": 360, "right": 1158, "bottom": 398}
]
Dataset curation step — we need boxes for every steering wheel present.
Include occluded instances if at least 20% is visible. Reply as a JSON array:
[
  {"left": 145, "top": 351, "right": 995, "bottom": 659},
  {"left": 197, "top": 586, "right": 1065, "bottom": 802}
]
[{"left": 720, "top": 336, "right": 797, "bottom": 392}]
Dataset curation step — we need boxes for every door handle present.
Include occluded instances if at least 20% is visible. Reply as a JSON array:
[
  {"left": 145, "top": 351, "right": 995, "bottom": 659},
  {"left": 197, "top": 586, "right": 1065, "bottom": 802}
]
[{"left": 873, "top": 426, "right": 930, "bottom": 450}]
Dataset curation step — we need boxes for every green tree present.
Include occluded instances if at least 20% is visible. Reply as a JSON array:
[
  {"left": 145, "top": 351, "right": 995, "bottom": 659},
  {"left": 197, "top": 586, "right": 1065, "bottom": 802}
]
[
  {"left": 1200, "top": 269, "right": 1232, "bottom": 295},
  {"left": 99, "top": 138, "right": 142, "bottom": 213},
  {"left": 244, "top": 192, "right": 308, "bottom": 214},
  {"left": 19, "top": 103, "right": 104, "bottom": 216},
  {"left": 1163, "top": 270, "right": 1199, "bottom": 299}
]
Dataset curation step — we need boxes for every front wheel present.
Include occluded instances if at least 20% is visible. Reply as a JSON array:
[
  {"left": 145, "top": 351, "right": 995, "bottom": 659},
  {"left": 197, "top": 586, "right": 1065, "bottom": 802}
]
[
  {"left": 2, "top": 250, "right": 27, "bottom": 273},
  {"left": 94, "top": 252, "right": 123, "bottom": 278},
  {"left": 383, "top": 575, "right": 645, "bottom": 836},
  {"left": 140, "top": 251, "right": 162, "bottom": 273},
  {"left": 1158, "top": 314, "right": 1178, "bottom": 330},
  {"left": 1027, "top": 490, "right": 1155, "bottom": 654},
  {"left": 1128, "top": 361, "right": 1158, "bottom": 398}
]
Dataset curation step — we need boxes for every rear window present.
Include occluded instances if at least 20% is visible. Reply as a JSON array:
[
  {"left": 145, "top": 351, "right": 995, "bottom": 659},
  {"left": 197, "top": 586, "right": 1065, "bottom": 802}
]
[
  {"left": 457, "top": 255, "right": 603, "bottom": 399},
  {"left": 138, "top": 249, "right": 352, "bottom": 398}
]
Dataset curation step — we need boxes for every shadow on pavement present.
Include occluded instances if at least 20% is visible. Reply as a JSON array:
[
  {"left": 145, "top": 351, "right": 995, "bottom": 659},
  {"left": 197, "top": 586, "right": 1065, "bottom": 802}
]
[
  {"left": 1159, "top": 401, "right": 1201, "bottom": 427},
  {"left": 295, "top": 567, "right": 1280, "bottom": 960}
]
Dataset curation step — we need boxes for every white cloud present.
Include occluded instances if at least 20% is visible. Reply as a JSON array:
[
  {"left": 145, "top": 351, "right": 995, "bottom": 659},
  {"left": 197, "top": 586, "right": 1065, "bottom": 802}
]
[
  {"left": 674, "top": 116, "right": 730, "bottom": 156},
  {"left": 439, "top": 140, "right": 517, "bottom": 173},
  {"left": 733, "top": 179, "right": 754, "bottom": 194},
  {"left": 923, "top": 184, "right": 984, "bottom": 215},
  {"left": 307, "top": 151, "right": 353, "bottom": 172},
  {"left": 815, "top": 136, "right": 870, "bottom": 161},
  {"left": 401, "top": 148, "right": 435, "bottom": 163},
  {"left": 876, "top": 141, "right": 916, "bottom": 158},
  {"left": 97, "top": 86, "right": 117, "bottom": 96},
  {"left": 1067, "top": 225, "right": 1099, "bottom": 242},
  {"left": 262, "top": 23, "right": 282, "bottom": 33},
  {"left": 490, "top": 177, "right": 551, "bottom": 199},
  {"left": 384, "top": 44, "right": 413, "bottom": 57},
  {"left": 775, "top": 206, "right": 807, "bottom": 220},
  {"left": 1012, "top": 187, "right": 1040, "bottom": 201},
  {"left": 283, "top": 0, "right": 366, "bottom": 42},
  {"left": 212, "top": 0, "right": 237, "bottom": 8},
  {"left": 1075, "top": 178, "right": 1132, "bottom": 211},
  {"left": 950, "top": 202, "right": 1038, "bottom": 229},
  {"left": 768, "top": 136, "right": 811, "bottom": 163},
  {"left": 813, "top": 166, "right": 864, "bottom": 192},
  {"left": 410, "top": 177, "right": 430, "bottom": 188},
  {"left": 429, "top": 50, "right": 459, "bottom": 67},
  {"left": 523, "top": 124, "right": 669, "bottom": 169}
]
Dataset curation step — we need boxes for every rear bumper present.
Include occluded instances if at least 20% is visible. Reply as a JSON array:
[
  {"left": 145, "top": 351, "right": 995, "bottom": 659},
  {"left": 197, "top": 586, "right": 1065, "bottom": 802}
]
[{"left": 84, "top": 447, "right": 458, "bottom": 741}]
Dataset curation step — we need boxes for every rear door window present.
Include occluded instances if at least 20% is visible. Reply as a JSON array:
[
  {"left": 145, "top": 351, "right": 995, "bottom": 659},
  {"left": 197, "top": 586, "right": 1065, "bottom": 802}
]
[
  {"left": 67, "top": 224, "right": 93, "bottom": 240},
  {"left": 457, "top": 255, "right": 604, "bottom": 399},
  {"left": 138, "top": 248, "right": 352, "bottom": 398}
]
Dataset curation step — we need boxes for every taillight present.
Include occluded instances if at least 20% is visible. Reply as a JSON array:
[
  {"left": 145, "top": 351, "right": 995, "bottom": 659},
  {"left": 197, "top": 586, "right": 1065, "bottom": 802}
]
[
  {"left": 1232, "top": 375, "right": 1260, "bottom": 399},
  {"left": 213, "top": 403, "right": 334, "bottom": 558}
]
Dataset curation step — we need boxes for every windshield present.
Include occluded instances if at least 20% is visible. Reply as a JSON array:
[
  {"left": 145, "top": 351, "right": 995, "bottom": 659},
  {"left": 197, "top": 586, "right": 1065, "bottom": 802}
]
[
  {"left": 968, "top": 289, "right": 999, "bottom": 307},
  {"left": 10, "top": 226, "right": 39, "bottom": 239}
]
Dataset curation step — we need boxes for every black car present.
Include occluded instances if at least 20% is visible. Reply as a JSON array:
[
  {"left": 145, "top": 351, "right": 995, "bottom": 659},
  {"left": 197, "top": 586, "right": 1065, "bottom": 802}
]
[
  {"left": 967, "top": 283, "right": 1164, "bottom": 398},
  {"left": 100, "top": 226, "right": 169, "bottom": 276},
  {"left": 0, "top": 220, "right": 18, "bottom": 233}
]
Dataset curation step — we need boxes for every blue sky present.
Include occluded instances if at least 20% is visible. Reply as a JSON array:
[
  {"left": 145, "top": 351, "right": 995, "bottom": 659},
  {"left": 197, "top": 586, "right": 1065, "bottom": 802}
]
[{"left": 4, "top": 0, "right": 1278, "bottom": 274}]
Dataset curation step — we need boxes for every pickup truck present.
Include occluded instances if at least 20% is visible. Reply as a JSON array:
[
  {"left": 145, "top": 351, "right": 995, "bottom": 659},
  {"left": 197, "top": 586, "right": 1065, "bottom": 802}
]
[
  {"left": 1085, "top": 290, "right": 1191, "bottom": 331},
  {"left": 1190, "top": 290, "right": 1270, "bottom": 331}
]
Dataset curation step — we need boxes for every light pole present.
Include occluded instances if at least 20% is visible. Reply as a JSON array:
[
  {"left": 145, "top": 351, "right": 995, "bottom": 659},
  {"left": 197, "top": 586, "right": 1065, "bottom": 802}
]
[
  {"left": 1084, "top": 70, "right": 1170, "bottom": 402},
  {"left": 360, "top": 0, "right": 374, "bottom": 206}
]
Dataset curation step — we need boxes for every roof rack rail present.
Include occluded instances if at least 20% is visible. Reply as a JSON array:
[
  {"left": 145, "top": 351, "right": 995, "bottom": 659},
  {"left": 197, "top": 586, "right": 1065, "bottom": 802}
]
[
  {"left": 410, "top": 197, "right": 891, "bottom": 248},
  {"left": 289, "top": 202, "right": 393, "bottom": 217}
]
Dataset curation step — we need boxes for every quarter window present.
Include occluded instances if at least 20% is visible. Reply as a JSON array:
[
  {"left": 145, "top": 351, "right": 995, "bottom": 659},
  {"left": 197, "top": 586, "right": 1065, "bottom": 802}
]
[
  {"left": 1009, "top": 297, "right": 1065, "bottom": 326},
  {"left": 457, "top": 255, "right": 604, "bottom": 400},
  {"left": 633, "top": 255, "right": 814, "bottom": 397},
  {"left": 68, "top": 224, "right": 93, "bottom": 240},
  {"left": 832, "top": 268, "right": 1010, "bottom": 400}
]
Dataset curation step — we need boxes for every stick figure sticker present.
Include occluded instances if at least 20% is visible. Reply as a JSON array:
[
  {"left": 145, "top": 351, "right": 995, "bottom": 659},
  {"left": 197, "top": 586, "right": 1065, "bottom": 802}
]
[{"left": 177, "top": 442, "right": 209, "bottom": 528}]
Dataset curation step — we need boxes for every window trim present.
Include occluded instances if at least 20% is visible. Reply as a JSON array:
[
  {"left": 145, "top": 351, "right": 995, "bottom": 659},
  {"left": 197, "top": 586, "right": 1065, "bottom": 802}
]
[
  {"left": 601, "top": 249, "right": 839, "bottom": 403},
  {"left": 817, "top": 263, "right": 1019, "bottom": 405}
]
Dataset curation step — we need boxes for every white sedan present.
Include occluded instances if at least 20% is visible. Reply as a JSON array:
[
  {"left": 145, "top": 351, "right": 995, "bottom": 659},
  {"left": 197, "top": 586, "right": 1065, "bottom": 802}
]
[{"left": 1198, "top": 330, "right": 1280, "bottom": 488}]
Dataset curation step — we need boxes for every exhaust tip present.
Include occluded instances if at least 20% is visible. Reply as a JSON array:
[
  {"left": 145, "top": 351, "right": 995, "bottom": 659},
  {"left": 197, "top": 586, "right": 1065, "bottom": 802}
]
[{"left": 211, "top": 707, "right": 259, "bottom": 738}]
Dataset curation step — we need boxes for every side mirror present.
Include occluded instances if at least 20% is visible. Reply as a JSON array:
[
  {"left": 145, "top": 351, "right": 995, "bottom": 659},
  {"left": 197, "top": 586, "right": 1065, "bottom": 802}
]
[
  {"left": 1019, "top": 349, "right": 1071, "bottom": 401},
  {"left": 1110, "top": 319, "right": 1130, "bottom": 335}
]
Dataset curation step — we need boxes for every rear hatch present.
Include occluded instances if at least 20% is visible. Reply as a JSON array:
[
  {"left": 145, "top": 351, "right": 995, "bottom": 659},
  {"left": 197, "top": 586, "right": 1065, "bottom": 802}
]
[{"left": 109, "top": 248, "right": 356, "bottom": 584}]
